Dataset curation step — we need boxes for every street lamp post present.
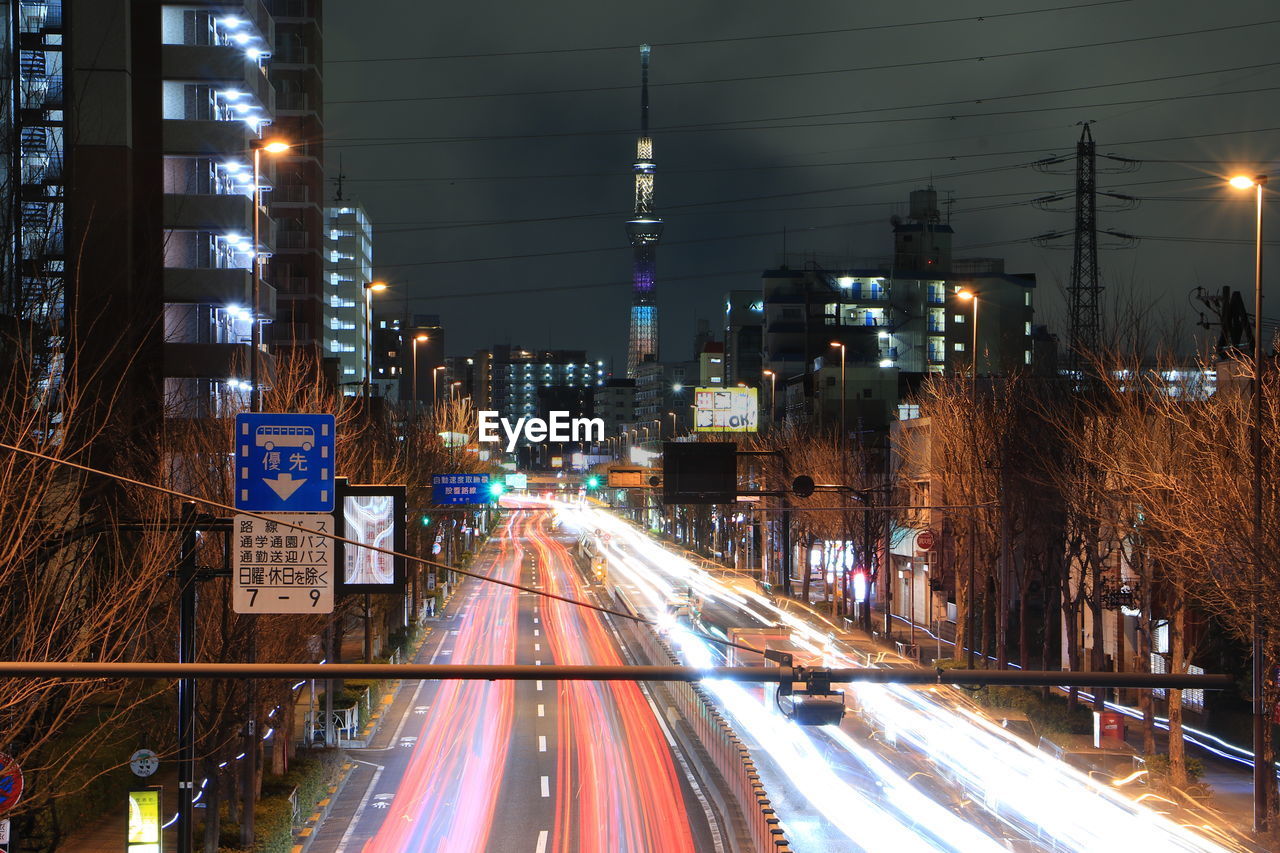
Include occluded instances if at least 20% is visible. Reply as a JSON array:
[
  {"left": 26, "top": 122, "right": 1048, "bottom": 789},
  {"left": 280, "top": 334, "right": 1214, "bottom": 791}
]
[
  {"left": 248, "top": 138, "right": 289, "bottom": 413},
  {"left": 829, "top": 342, "right": 849, "bottom": 621},
  {"left": 762, "top": 369, "right": 776, "bottom": 427},
  {"left": 1230, "top": 172, "right": 1269, "bottom": 833},
  {"left": 667, "top": 410, "right": 676, "bottom": 436},
  {"left": 829, "top": 342, "right": 846, "bottom": 441},
  {"left": 433, "top": 365, "right": 446, "bottom": 411},
  {"left": 362, "top": 282, "right": 387, "bottom": 409},
  {"left": 239, "top": 137, "right": 288, "bottom": 853},
  {"left": 957, "top": 290, "right": 981, "bottom": 669},
  {"left": 411, "top": 333, "right": 429, "bottom": 408}
]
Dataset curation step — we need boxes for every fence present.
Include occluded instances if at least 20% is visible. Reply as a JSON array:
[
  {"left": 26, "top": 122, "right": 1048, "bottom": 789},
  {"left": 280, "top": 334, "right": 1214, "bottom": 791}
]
[{"left": 627, "top": 620, "right": 792, "bottom": 853}]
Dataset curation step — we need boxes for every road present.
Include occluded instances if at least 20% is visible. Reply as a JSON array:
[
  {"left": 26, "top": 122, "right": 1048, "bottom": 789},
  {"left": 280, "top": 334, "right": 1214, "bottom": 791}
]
[
  {"left": 564, "top": 498, "right": 1258, "bottom": 853},
  {"left": 310, "top": 507, "right": 716, "bottom": 853}
]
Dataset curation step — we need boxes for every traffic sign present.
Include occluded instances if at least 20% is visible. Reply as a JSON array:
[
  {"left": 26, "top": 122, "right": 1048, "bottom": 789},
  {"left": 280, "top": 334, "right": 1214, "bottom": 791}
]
[
  {"left": 916, "top": 529, "right": 937, "bottom": 552},
  {"left": 0, "top": 753, "right": 22, "bottom": 817},
  {"left": 233, "top": 514, "right": 334, "bottom": 614},
  {"left": 129, "top": 750, "right": 158, "bottom": 778},
  {"left": 431, "top": 473, "right": 489, "bottom": 505},
  {"left": 235, "top": 413, "right": 335, "bottom": 512}
]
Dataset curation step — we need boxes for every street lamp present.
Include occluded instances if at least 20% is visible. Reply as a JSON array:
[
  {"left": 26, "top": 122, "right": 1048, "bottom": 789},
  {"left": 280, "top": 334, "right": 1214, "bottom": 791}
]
[
  {"left": 411, "top": 333, "right": 429, "bottom": 408},
  {"left": 248, "top": 138, "right": 290, "bottom": 412},
  {"left": 956, "top": 289, "right": 982, "bottom": 668},
  {"left": 829, "top": 342, "right": 846, "bottom": 442},
  {"left": 667, "top": 410, "right": 676, "bottom": 436},
  {"left": 432, "top": 365, "right": 446, "bottom": 409},
  {"left": 956, "top": 290, "right": 980, "bottom": 380},
  {"left": 1230, "top": 172, "right": 1268, "bottom": 833},
  {"left": 362, "top": 282, "right": 387, "bottom": 408},
  {"left": 762, "top": 369, "right": 776, "bottom": 426},
  {"left": 451, "top": 380, "right": 461, "bottom": 401}
]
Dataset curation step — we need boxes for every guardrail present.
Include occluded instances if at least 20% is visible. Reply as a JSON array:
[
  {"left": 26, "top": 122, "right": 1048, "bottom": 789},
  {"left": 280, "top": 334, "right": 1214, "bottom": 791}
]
[{"left": 628, "top": 623, "right": 792, "bottom": 853}]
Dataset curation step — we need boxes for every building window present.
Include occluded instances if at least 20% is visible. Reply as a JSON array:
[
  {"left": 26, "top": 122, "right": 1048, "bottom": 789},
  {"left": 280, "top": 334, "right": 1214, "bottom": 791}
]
[
  {"left": 954, "top": 342, "right": 965, "bottom": 352},
  {"left": 953, "top": 314, "right": 964, "bottom": 324}
]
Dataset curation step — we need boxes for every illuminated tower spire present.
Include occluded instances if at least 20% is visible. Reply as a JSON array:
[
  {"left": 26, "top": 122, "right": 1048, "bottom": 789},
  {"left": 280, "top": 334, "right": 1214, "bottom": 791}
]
[{"left": 625, "top": 44, "right": 663, "bottom": 377}]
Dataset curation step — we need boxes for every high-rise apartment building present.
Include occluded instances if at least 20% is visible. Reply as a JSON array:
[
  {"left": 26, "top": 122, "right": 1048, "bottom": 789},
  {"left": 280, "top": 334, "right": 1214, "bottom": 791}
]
[
  {"left": 476, "top": 346, "right": 604, "bottom": 423},
  {"left": 322, "top": 202, "right": 370, "bottom": 394},
  {"left": 0, "top": 2, "right": 320, "bottom": 427}
]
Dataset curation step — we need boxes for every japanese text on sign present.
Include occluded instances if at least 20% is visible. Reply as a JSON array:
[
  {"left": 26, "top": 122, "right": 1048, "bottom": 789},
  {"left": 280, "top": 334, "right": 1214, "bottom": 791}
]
[{"left": 232, "top": 514, "right": 334, "bottom": 614}]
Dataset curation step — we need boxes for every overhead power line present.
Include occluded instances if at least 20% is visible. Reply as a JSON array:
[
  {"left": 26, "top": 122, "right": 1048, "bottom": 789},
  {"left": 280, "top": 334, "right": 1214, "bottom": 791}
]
[
  {"left": 325, "top": 1, "right": 1134, "bottom": 64},
  {"left": 327, "top": 19, "right": 1280, "bottom": 106}
]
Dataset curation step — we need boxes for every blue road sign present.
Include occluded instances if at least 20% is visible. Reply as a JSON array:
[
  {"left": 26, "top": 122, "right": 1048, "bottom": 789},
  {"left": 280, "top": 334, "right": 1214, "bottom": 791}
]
[
  {"left": 235, "top": 413, "right": 336, "bottom": 512},
  {"left": 432, "top": 473, "right": 490, "bottom": 505}
]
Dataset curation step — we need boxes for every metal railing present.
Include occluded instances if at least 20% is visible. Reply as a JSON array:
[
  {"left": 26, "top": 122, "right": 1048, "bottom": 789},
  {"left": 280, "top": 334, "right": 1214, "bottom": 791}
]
[{"left": 629, "top": 623, "right": 793, "bottom": 853}]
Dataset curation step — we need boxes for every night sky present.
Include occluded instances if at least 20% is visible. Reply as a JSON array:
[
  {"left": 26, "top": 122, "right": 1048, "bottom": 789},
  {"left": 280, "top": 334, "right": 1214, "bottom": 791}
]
[{"left": 324, "top": 0, "right": 1278, "bottom": 370}]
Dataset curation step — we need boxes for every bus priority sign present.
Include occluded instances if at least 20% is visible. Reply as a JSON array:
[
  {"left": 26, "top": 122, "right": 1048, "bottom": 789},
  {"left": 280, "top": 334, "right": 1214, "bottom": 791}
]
[{"left": 235, "top": 414, "right": 335, "bottom": 513}]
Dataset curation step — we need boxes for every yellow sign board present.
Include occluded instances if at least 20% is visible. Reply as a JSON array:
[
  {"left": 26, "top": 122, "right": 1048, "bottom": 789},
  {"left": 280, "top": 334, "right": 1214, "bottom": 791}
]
[
  {"left": 127, "top": 788, "right": 162, "bottom": 853},
  {"left": 694, "top": 387, "right": 759, "bottom": 433}
]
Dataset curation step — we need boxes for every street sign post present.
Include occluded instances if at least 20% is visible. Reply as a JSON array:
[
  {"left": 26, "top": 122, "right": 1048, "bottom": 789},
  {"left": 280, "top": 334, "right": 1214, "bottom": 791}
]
[
  {"left": 431, "top": 473, "right": 489, "bottom": 505},
  {"left": 916, "top": 529, "right": 937, "bottom": 552},
  {"left": 0, "top": 753, "right": 21, "bottom": 817},
  {"left": 232, "top": 514, "right": 334, "bottom": 614},
  {"left": 235, "top": 413, "right": 335, "bottom": 513}
]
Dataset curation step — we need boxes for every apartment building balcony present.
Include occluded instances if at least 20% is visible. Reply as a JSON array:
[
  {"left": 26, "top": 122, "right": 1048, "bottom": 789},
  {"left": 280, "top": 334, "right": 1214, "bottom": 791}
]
[
  {"left": 165, "top": 341, "right": 276, "bottom": 383},
  {"left": 162, "top": 0, "right": 274, "bottom": 50},
  {"left": 160, "top": 43, "right": 274, "bottom": 115},
  {"left": 163, "top": 267, "right": 276, "bottom": 317},
  {"left": 163, "top": 193, "right": 277, "bottom": 246},
  {"left": 162, "top": 118, "right": 256, "bottom": 158}
]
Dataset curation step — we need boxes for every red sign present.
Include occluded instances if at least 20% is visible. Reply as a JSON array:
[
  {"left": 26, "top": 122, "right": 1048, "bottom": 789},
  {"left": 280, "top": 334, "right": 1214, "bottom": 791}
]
[
  {"left": 916, "top": 529, "right": 937, "bottom": 552},
  {"left": 0, "top": 753, "right": 22, "bottom": 816}
]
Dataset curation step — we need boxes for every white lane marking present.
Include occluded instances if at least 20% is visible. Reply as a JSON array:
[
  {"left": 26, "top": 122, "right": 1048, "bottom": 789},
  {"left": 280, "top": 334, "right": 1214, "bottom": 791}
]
[
  {"left": 332, "top": 759, "right": 384, "bottom": 853},
  {"left": 534, "top": 628, "right": 540, "bottom": 636},
  {"left": 539, "top": 735, "right": 547, "bottom": 752},
  {"left": 535, "top": 659, "right": 541, "bottom": 665},
  {"left": 536, "top": 830, "right": 548, "bottom": 853},
  {"left": 537, "top": 704, "right": 545, "bottom": 717},
  {"left": 534, "top": 643, "right": 541, "bottom": 651},
  {"left": 536, "top": 680, "right": 543, "bottom": 691},
  {"left": 534, "top": 617, "right": 539, "bottom": 624},
  {"left": 540, "top": 775, "right": 550, "bottom": 798}
]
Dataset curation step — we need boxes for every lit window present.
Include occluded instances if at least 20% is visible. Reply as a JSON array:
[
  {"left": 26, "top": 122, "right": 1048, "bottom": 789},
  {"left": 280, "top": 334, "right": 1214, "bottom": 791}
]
[
  {"left": 1025, "top": 350, "right": 1032, "bottom": 364},
  {"left": 954, "top": 343, "right": 965, "bottom": 352},
  {"left": 953, "top": 315, "right": 964, "bottom": 324}
]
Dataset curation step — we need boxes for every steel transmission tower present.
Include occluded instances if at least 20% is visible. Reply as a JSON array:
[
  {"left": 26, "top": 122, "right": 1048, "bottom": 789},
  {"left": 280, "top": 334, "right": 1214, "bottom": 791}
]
[
  {"left": 1066, "top": 122, "right": 1101, "bottom": 375},
  {"left": 625, "top": 44, "right": 663, "bottom": 377}
]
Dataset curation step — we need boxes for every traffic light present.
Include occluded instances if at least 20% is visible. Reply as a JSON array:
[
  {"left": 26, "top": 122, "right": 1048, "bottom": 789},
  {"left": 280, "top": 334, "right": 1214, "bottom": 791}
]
[
  {"left": 488, "top": 481, "right": 506, "bottom": 499},
  {"left": 585, "top": 475, "right": 600, "bottom": 490},
  {"left": 421, "top": 514, "right": 431, "bottom": 526}
]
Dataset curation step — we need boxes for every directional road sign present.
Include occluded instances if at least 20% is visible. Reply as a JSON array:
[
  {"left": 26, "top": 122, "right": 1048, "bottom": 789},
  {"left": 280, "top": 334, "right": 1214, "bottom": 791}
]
[
  {"left": 233, "top": 514, "right": 334, "bottom": 614},
  {"left": 431, "top": 473, "right": 489, "bottom": 505},
  {"left": 235, "top": 413, "right": 335, "bottom": 512}
]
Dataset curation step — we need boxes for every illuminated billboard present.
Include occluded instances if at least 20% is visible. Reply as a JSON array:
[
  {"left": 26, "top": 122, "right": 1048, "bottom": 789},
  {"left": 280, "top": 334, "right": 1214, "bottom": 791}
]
[
  {"left": 336, "top": 482, "right": 407, "bottom": 595},
  {"left": 126, "top": 788, "right": 161, "bottom": 853},
  {"left": 694, "top": 387, "right": 758, "bottom": 433}
]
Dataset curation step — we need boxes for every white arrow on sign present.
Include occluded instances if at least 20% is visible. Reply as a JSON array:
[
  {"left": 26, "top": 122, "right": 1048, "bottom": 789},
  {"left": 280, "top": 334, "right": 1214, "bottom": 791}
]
[{"left": 263, "top": 473, "right": 307, "bottom": 501}]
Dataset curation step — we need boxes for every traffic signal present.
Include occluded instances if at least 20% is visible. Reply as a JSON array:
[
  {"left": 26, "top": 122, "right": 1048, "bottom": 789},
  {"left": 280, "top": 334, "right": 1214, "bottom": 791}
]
[
  {"left": 585, "top": 475, "right": 600, "bottom": 489},
  {"left": 421, "top": 514, "right": 431, "bottom": 526},
  {"left": 488, "top": 481, "right": 506, "bottom": 499}
]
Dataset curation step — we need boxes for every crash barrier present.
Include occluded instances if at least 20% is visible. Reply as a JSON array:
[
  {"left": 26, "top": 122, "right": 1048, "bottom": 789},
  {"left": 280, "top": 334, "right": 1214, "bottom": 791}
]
[{"left": 629, "top": 623, "right": 793, "bottom": 853}]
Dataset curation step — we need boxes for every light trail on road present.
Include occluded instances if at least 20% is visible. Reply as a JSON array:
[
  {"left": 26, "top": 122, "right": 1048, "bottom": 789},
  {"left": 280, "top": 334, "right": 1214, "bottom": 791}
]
[
  {"left": 526, "top": 510, "right": 699, "bottom": 853},
  {"left": 559, "top": 499, "right": 1249, "bottom": 853},
  {"left": 361, "top": 516, "right": 521, "bottom": 852}
]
